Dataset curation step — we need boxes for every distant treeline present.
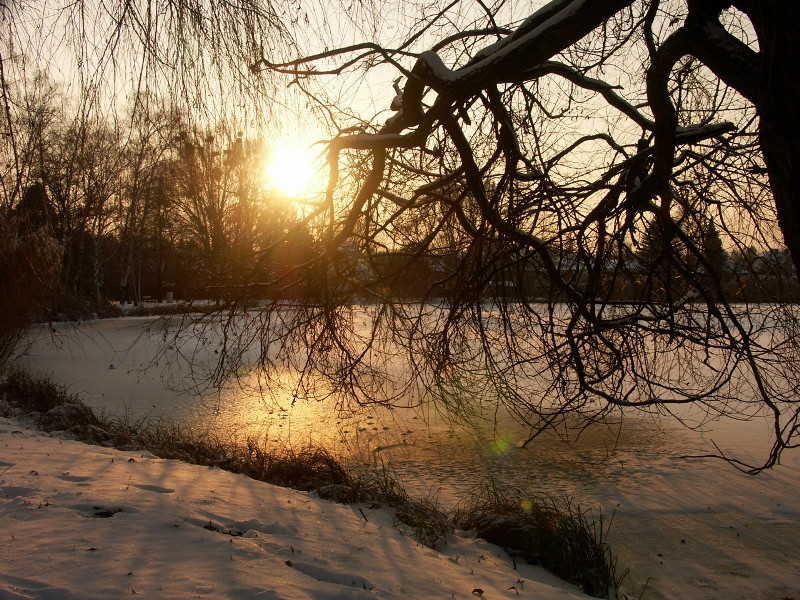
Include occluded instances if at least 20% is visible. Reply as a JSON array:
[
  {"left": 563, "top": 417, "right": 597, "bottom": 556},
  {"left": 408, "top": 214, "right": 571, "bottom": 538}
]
[{"left": 1, "top": 80, "right": 798, "bottom": 318}]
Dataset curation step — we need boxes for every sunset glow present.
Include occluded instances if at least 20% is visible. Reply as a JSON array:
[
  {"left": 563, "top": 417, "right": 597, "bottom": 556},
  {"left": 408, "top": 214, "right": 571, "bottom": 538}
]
[{"left": 265, "top": 142, "right": 316, "bottom": 198}]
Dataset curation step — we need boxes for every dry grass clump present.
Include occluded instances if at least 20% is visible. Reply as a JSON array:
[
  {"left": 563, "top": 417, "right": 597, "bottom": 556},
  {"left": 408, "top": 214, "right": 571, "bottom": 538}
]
[
  {"left": 347, "top": 467, "right": 451, "bottom": 547},
  {"left": 453, "top": 482, "right": 624, "bottom": 598},
  {"left": 0, "top": 371, "right": 106, "bottom": 440},
  {"left": 0, "top": 370, "right": 77, "bottom": 414},
  {"left": 238, "top": 442, "right": 350, "bottom": 490}
]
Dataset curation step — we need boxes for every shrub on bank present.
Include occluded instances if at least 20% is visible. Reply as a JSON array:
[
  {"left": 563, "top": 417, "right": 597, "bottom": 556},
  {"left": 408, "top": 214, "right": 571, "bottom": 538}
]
[
  {"left": 123, "top": 302, "right": 196, "bottom": 317},
  {"left": 42, "top": 293, "right": 125, "bottom": 322},
  {"left": 454, "top": 483, "right": 626, "bottom": 597}
]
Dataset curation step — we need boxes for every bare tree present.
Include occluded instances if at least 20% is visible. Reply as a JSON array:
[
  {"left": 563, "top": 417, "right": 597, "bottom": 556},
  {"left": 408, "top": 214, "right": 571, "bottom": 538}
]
[
  {"left": 233, "top": 0, "right": 800, "bottom": 472},
  {"left": 171, "top": 126, "right": 271, "bottom": 292}
]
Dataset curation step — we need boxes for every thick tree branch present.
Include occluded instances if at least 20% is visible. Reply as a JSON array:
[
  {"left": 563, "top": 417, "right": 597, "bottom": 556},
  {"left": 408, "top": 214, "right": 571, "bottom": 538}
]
[{"left": 683, "top": 5, "right": 759, "bottom": 104}]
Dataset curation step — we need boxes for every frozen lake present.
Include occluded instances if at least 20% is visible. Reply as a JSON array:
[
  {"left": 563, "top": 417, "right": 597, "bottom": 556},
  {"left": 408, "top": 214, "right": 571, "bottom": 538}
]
[{"left": 12, "top": 316, "right": 800, "bottom": 600}]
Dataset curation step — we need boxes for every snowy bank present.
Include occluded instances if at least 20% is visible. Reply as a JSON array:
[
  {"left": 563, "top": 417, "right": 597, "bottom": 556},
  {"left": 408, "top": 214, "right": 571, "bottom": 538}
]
[{"left": 0, "top": 417, "right": 591, "bottom": 600}]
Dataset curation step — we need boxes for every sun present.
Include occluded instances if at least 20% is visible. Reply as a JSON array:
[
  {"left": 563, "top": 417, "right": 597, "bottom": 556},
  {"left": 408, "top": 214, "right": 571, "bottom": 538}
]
[{"left": 265, "top": 142, "right": 316, "bottom": 198}]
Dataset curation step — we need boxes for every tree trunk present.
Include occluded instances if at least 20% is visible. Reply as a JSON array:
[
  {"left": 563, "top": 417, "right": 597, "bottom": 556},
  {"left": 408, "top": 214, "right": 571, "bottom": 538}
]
[{"left": 754, "top": 3, "right": 800, "bottom": 276}]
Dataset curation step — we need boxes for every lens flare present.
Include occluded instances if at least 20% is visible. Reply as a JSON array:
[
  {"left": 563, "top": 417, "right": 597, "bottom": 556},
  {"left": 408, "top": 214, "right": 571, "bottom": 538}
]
[{"left": 490, "top": 433, "right": 514, "bottom": 456}]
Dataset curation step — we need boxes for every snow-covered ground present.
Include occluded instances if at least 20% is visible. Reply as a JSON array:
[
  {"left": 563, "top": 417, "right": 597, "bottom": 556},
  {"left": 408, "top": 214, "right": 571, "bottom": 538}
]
[
  {"left": 0, "top": 417, "right": 589, "bottom": 600},
  {"left": 9, "top": 317, "right": 800, "bottom": 599}
]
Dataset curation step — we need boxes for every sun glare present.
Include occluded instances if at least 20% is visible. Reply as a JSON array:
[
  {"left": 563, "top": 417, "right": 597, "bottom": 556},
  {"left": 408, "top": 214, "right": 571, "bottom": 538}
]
[{"left": 265, "top": 143, "right": 316, "bottom": 198}]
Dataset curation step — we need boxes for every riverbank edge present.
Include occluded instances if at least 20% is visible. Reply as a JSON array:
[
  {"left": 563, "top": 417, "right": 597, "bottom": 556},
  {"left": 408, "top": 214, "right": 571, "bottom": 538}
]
[{"left": 0, "top": 369, "right": 624, "bottom": 599}]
